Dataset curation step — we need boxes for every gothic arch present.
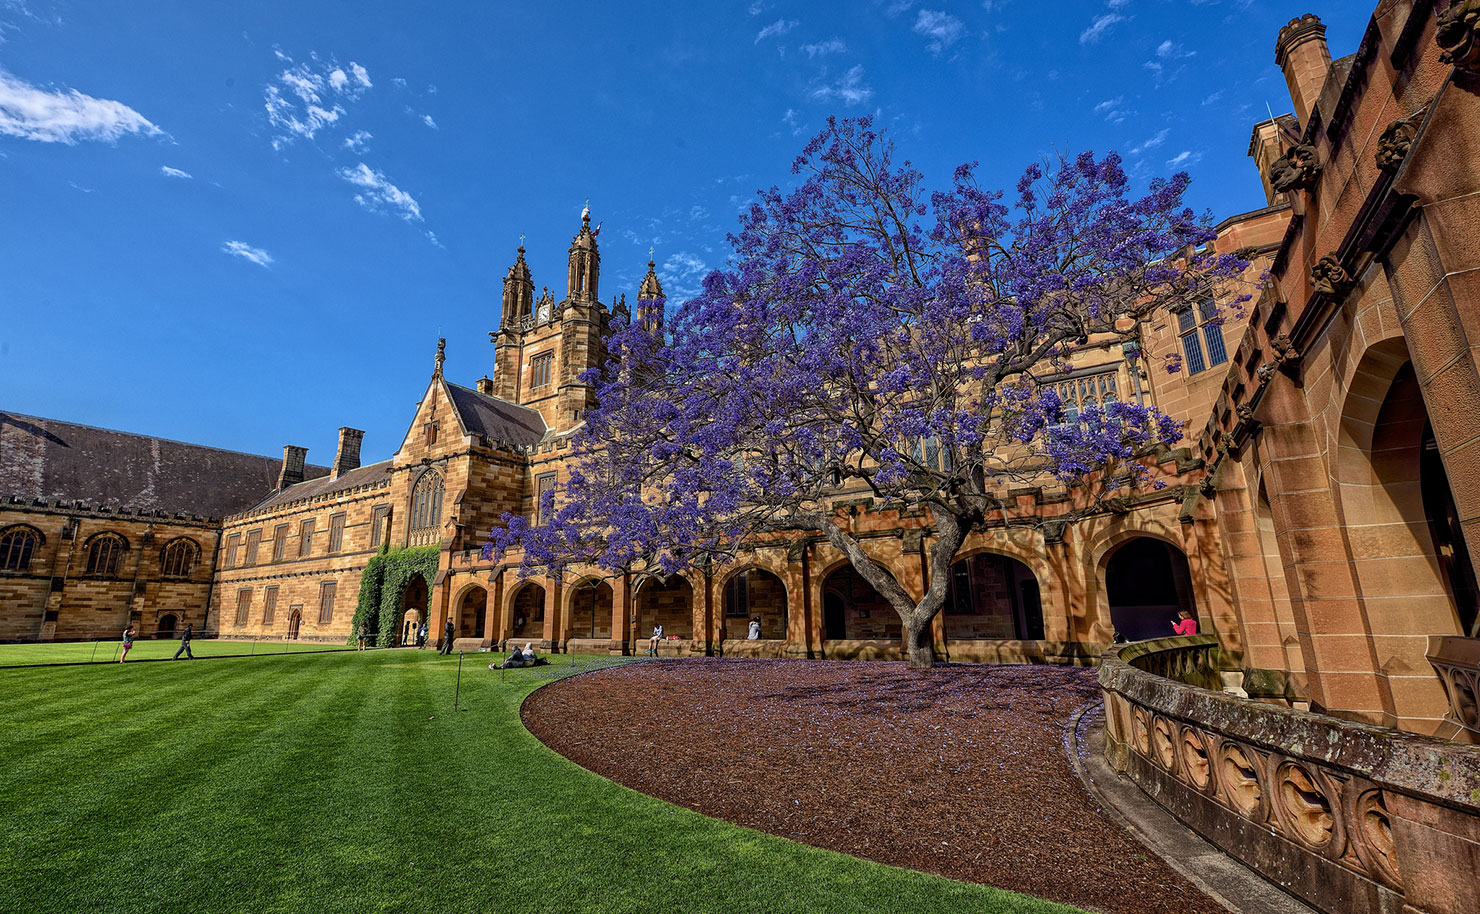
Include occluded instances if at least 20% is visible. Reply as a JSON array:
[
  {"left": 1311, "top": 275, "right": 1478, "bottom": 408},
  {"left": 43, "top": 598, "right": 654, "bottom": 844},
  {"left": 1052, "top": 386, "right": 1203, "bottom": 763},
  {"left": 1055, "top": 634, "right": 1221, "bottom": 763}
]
[
  {"left": 718, "top": 565, "right": 789, "bottom": 640},
  {"left": 506, "top": 580, "right": 546, "bottom": 640},
  {"left": 451, "top": 582, "right": 488, "bottom": 640},
  {"left": 0, "top": 524, "right": 44, "bottom": 572},
  {"left": 408, "top": 467, "right": 445, "bottom": 546},
  {"left": 82, "top": 531, "right": 129, "bottom": 576},
  {"left": 564, "top": 577, "right": 613, "bottom": 641},
  {"left": 818, "top": 559, "right": 908, "bottom": 642},
  {"left": 159, "top": 536, "right": 200, "bottom": 578}
]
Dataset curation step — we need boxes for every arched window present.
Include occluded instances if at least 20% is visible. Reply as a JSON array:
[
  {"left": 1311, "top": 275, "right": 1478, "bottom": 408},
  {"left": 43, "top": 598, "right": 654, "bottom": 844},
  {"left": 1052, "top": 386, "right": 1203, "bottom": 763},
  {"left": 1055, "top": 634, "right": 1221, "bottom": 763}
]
[
  {"left": 409, "top": 469, "right": 444, "bottom": 534},
  {"left": 84, "top": 532, "right": 128, "bottom": 576},
  {"left": 0, "top": 525, "right": 41, "bottom": 572},
  {"left": 160, "top": 538, "right": 199, "bottom": 578}
]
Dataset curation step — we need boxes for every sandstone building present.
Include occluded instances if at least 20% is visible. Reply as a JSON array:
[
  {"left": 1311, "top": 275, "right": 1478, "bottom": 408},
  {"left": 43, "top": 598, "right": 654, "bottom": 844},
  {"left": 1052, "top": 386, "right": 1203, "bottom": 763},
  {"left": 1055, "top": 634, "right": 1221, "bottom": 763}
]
[{"left": 2, "top": 4, "right": 1477, "bottom": 755}]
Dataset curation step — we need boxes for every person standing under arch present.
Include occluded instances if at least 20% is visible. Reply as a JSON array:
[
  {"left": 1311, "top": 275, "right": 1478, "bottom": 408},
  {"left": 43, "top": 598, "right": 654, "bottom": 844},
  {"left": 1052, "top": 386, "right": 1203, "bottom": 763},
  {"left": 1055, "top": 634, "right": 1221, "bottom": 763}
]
[{"left": 441, "top": 615, "right": 455, "bottom": 655}]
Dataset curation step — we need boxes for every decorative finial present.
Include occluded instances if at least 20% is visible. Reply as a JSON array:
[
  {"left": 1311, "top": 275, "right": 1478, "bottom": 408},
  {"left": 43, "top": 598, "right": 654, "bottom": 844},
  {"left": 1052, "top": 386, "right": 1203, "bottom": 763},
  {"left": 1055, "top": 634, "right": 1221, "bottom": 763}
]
[
  {"left": 581, "top": 198, "right": 591, "bottom": 224},
  {"left": 434, "top": 337, "right": 446, "bottom": 376},
  {"left": 519, "top": 232, "right": 526, "bottom": 251}
]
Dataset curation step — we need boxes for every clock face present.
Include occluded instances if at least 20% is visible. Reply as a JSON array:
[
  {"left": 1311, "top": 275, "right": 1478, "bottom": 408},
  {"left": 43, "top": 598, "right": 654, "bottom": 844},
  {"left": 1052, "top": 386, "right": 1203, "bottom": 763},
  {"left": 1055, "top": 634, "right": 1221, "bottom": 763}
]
[{"left": 537, "top": 301, "right": 552, "bottom": 322}]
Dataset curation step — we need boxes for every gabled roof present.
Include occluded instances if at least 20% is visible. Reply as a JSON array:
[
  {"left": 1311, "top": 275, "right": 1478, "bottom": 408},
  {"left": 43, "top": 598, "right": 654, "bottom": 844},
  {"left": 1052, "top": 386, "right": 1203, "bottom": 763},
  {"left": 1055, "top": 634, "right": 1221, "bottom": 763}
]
[
  {"left": 245, "top": 459, "right": 393, "bottom": 514},
  {"left": 0, "top": 411, "right": 327, "bottom": 518},
  {"left": 445, "top": 383, "right": 547, "bottom": 448}
]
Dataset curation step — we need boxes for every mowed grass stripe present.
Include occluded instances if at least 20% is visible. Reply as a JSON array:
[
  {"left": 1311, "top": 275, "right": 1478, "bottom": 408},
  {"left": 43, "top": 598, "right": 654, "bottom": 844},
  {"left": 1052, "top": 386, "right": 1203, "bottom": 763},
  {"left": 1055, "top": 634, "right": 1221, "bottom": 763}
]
[{"left": 0, "top": 651, "right": 1086, "bottom": 914}]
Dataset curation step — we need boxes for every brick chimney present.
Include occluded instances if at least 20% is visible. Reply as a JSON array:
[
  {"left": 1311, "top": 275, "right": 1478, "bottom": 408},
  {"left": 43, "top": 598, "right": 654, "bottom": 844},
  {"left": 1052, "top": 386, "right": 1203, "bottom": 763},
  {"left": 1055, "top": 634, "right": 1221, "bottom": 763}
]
[
  {"left": 277, "top": 445, "right": 308, "bottom": 490},
  {"left": 476, "top": 375, "right": 495, "bottom": 395},
  {"left": 1275, "top": 14, "right": 1331, "bottom": 129},
  {"left": 332, "top": 427, "right": 364, "bottom": 480}
]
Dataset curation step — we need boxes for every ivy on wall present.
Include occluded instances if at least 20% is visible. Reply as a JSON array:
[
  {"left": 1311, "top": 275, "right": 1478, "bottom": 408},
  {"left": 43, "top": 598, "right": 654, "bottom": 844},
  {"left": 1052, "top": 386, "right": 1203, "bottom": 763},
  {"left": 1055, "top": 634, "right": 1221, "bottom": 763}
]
[{"left": 348, "top": 544, "right": 441, "bottom": 647}]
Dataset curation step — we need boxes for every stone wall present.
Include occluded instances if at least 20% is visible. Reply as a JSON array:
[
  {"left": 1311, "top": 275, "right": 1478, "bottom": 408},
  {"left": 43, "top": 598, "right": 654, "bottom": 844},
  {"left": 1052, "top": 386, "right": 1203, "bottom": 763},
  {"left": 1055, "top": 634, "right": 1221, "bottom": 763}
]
[{"left": 1101, "top": 635, "right": 1480, "bottom": 914}]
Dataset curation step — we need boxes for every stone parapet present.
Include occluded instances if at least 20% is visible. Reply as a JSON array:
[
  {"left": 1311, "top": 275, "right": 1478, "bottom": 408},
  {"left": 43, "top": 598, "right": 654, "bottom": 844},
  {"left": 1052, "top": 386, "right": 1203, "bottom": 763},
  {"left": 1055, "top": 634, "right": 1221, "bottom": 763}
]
[{"left": 1100, "top": 636, "right": 1480, "bottom": 914}]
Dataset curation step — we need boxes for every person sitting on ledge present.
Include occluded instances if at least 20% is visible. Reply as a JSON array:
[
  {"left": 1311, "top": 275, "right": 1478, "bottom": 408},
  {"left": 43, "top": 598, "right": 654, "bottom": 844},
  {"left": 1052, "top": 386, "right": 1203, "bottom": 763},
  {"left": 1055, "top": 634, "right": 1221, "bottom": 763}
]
[
  {"left": 1171, "top": 611, "right": 1198, "bottom": 636},
  {"left": 747, "top": 617, "right": 761, "bottom": 640}
]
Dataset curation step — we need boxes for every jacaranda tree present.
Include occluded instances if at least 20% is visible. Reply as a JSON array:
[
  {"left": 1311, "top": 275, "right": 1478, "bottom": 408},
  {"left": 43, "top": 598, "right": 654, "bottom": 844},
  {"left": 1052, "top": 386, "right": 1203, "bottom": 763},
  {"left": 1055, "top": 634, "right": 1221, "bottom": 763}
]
[{"left": 488, "top": 116, "right": 1246, "bottom": 668}]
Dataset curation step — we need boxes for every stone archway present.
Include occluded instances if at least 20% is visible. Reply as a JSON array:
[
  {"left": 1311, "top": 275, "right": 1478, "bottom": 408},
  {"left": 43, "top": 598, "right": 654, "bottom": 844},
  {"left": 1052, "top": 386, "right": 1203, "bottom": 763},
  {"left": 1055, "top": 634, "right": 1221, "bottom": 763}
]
[
  {"left": 722, "top": 568, "right": 787, "bottom": 640},
  {"left": 509, "top": 582, "right": 545, "bottom": 640},
  {"left": 1104, "top": 537, "right": 1197, "bottom": 641},
  {"left": 567, "top": 580, "right": 613, "bottom": 641},
  {"left": 820, "top": 564, "right": 901, "bottom": 641},
  {"left": 635, "top": 576, "right": 693, "bottom": 645},
  {"left": 157, "top": 613, "right": 178, "bottom": 639},
  {"left": 454, "top": 585, "right": 487, "bottom": 640},
  {"left": 402, "top": 577, "right": 429, "bottom": 645},
  {"left": 945, "top": 552, "right": 1044, "bottom": 641}
]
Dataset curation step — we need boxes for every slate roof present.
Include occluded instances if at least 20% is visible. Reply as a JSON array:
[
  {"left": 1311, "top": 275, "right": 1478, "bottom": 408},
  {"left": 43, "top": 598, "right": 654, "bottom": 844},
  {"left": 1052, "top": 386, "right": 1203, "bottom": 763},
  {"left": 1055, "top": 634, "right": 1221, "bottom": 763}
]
[
  {"left": 0, "top": 411, "right": 328, "bottom": 518},
  {"left": 445, "top": 383, "right": 547, "bottom": 448},
  {"left": 246, "top": 459, "right": 394, "bottom": 514}
]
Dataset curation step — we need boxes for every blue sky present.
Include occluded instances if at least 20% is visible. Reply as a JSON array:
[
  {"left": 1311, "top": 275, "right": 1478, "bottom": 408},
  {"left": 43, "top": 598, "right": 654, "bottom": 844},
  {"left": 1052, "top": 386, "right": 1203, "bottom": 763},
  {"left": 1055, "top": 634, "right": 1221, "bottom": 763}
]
[{"left": 1, "top": 0, "right": 1369, "bottom": 466}]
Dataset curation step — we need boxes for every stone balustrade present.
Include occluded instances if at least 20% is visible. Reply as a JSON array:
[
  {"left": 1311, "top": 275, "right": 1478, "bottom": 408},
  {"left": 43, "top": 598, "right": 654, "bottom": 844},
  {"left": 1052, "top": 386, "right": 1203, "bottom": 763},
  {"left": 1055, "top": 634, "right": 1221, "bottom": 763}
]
[
  {"left": 1428, "top": 635, "right": 1480, "bottom": 743},
  {"left": 1100, "top": 636, "right": 1480, "bottom": 914}
]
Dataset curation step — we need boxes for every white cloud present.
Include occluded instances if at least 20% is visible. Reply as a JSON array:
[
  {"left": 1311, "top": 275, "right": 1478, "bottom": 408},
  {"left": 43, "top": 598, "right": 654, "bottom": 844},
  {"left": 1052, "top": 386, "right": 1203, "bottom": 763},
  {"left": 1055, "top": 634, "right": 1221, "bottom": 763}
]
[
  {"left": 422, "top": 113, "right": 437, "bottom": 129},
  {"left": 341, "top": 129, "right": 371, "bottom": 152},
  {"left": 748, "top": 1, "right": 765, "bottom": 14},
  {"left": 222, "top": 240, "right": 273, "bottom": 268},
  {"left": 913, "top": 10, "right": 964, "bottom": 54},
  {"left": 160, "top": 165, "right": 192, "bottom": 179},
  {"left": 1079, "top": 13, "right": 1123, "bottom": 44},
  {"left": 1128, "top": 128, "right": 1168, "bottom": 156},
  {"left": 1094, "top": 95, "right": 1130, "bottom": 125},
  {"left": 263, "top": 52, "right": 371, "bottom": 149},
  {"left": 0, "top": 68, "right": 162, "bottom": 144},
  {"left": 801, "top": 38, "right": 846, "bottom": 57},
  {"left": 810, "top": 65, "right": 873, "bottom": 106},
  {"left": 338, "top": 161, "right": 423, "bottom": 222},
  {"left": 1167, "top": 150, "right": 1202, "bottom": 169},
  {"left": 755, "top": 18, "right": 797, "bottom": 44},
  {"left": 662, "top": 251, "right": 708, "bottom": 301}
]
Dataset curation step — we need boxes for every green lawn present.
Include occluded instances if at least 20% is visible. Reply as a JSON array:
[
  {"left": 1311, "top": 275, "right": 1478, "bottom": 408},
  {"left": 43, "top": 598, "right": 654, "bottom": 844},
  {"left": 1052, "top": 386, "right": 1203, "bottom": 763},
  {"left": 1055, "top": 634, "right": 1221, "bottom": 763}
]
[
  {"left": 0, "top": 650, "right": 1085, "bottom": 914},
  {"left": 0, "top": 638, "right": 354, "bottom": 667}
]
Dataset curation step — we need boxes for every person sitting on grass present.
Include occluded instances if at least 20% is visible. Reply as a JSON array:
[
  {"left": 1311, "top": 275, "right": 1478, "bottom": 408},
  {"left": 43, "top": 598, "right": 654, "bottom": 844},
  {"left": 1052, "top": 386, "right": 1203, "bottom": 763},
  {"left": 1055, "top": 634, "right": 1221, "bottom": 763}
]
[
  {"left": 120, "top": 625, "right": 135, "bottom": 663},
  {"left": 647, "top": 624, "right": 664, "bottom": 656},
  {"left": 497, "top": 645, "right": 527, "bottom": 669}
]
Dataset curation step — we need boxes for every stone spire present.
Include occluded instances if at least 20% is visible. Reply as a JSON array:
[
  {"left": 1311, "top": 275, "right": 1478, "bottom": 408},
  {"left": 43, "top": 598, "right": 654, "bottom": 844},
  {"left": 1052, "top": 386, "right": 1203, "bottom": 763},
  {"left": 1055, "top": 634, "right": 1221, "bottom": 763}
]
[
  {"left": 637, "top": 252, "right": 664, "bottom": 335},
  {"left": 501, "top": 244, "right": 534, "bottom": 328},
  {"left": 566, "top": 205, "right": 600, "bottom": 303}
]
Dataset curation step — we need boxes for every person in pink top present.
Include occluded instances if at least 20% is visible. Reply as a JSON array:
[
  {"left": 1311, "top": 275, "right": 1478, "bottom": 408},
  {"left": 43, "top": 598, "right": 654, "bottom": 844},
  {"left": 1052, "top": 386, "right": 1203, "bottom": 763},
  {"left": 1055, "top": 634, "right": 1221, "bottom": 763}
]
[{"left": 1172, "top": 611, "right": 1198, "bottom": 636}]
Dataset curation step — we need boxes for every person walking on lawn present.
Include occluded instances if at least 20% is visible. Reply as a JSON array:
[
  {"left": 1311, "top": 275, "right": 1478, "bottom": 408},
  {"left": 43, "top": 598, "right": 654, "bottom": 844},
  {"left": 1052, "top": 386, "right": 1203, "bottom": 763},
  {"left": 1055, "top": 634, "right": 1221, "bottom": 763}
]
[
  {"left": 120, "top": 624, "right": 135, "bottom": 663},
  {"left": 173, "top": 622, "right": 195, "bottom": 660},
  {"left": 441, "top": 616, "right": 455, "bottom": 655}
]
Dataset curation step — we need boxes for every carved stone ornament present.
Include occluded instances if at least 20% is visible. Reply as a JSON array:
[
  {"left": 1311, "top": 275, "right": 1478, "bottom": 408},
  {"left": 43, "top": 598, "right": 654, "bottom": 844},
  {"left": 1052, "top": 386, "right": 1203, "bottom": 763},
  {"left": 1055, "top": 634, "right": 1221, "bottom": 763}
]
[
  {"left": 1437, "top": 0, "right": 1480, "bottom": 73},
  {"left": 1236, "top": 403, "right": 1255, "bottom": 421},
  {"left": 1267, "top": 144, "right": 1322, "bottom": 194},
  {"left": 1375, "top": 114, "right": 1420, "bottom": 171},
  {"left": 1257, "top": 361, "right": 1280, "bottom": 382},
  {"left": 1310, "top": 254, "right": 1355, "bottom": 299},
  {"left": 1270, "top": 334, "right": 1300, "bottom": 364}
]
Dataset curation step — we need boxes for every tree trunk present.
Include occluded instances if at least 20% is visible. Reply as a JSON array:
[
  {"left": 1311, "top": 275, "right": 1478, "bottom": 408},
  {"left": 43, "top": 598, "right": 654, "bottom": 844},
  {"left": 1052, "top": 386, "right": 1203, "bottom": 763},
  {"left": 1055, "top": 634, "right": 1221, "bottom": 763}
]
[{"left": 903, "top": 613, "right": 935, "bottom": 669}]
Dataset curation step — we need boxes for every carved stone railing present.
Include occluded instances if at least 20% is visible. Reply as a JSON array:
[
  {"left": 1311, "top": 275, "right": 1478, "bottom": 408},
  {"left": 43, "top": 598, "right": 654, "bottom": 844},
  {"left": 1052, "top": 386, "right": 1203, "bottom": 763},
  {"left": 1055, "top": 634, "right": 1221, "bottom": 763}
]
[
  {"left": 1101, "top": 637, "right": 1480, "bottom": 914},
  {"left": 1428, "top": 635, "right": 1480, "bottom": 743}
]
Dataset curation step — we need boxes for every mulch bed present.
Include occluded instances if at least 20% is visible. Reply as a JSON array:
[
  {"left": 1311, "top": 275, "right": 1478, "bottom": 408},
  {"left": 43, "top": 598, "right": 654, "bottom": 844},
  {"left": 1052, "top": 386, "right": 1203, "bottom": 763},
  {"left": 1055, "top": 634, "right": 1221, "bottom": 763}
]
[{"left": 522, "top": 659, "right": 1226, "bottom": 914}]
